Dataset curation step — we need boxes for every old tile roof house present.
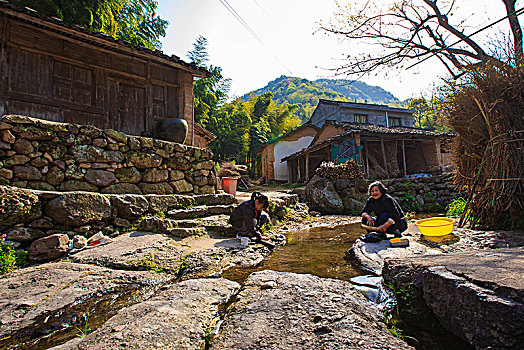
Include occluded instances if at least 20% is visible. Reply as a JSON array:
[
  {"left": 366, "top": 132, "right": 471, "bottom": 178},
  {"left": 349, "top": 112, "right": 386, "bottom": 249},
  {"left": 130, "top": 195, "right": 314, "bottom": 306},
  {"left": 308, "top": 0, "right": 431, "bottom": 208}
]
[
  {"left": 258, "top": 99, "right": 454, "bottom": 183},
  {"left": 0, "top": 2, "right": 211, "bottom": 147}
]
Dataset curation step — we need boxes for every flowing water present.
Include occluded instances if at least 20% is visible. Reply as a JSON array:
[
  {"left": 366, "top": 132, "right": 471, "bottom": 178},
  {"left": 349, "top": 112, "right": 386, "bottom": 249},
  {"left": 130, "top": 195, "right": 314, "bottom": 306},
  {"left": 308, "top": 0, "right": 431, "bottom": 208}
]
[{"left": 221, "top": 222, "right": 367, "bottom": 284}]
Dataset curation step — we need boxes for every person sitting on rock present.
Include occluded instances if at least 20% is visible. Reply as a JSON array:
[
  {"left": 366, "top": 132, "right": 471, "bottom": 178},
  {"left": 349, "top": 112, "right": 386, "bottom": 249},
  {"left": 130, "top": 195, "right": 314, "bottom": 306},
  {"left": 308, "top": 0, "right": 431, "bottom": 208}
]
[
  {"left": 229, "top": 191, "right": 271, "bottom": 244},
  {"left": 360, "top": 181, "right": 407, "bottom": 242}
]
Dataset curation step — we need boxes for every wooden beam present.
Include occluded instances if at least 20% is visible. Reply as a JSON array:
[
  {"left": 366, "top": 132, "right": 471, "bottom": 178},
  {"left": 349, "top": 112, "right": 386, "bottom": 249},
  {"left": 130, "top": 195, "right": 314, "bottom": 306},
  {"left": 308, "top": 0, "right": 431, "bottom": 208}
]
[
  {"left": 365, "top": 141, "right": 370, "bottom": 178},
  {"left": 381, "top": 136, "right": 388, "bottom": 176},
  {"left": 306, "top": 153, "right": 310, "bottom": 182},
  {"left": 287, "top": 161, "right": 292, "bottom": 184},
  {"left": 297, "top": 157, "right": 301, "bottom": 182},
  {"left": 402, "top": 138, "right": 407, "bottom": 178},
  {"left": 435, "top": 138, "right": 442, "bottom": 172}
]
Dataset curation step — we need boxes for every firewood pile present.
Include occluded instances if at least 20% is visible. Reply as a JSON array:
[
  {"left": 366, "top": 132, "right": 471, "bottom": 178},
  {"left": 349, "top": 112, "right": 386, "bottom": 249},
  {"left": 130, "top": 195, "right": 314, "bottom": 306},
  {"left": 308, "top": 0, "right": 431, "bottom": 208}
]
[{"left": 315, "top": 159, "right": 364, "bottom": 180}]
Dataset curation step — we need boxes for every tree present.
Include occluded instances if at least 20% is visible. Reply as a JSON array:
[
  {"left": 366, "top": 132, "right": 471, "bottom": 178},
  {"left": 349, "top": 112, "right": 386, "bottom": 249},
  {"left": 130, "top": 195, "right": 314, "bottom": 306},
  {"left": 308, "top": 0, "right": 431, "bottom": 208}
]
[
  {"left": 321, "top": 0, "right": 524, "bottom": 229},
  {"left": 187, "top": 35, "right": 231, "bottom": 127},
  {"left": 408, "top": 96, "right": 448, "bottom": 131},
  {"left": 9, "top": 0, "right": 168, "bottom": 49},
  {"left": 320, "top": 0, "right": 523, "bottom": 78}
]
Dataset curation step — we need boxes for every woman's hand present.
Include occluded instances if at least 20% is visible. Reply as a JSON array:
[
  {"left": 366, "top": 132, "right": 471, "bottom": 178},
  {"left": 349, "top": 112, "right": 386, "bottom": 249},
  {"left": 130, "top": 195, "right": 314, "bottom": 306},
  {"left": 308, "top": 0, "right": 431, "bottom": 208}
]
[{"left": 366, "top": 218, "right": 375, "bottom": 226}]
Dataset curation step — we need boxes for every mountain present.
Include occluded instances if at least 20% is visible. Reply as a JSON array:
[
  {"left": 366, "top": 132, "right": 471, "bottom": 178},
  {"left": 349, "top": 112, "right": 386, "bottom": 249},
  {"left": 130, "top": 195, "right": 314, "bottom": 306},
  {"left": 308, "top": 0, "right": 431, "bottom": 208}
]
[{"left": 243, "top": 76, "right": 403, "bottom": 122}]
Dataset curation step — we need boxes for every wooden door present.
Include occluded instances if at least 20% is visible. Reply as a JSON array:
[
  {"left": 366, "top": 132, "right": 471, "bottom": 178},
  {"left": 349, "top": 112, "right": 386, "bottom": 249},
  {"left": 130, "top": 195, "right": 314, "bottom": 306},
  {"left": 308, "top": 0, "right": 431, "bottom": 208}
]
[{"left": 118, "top": 84, "right": 145, "bottom": 136}]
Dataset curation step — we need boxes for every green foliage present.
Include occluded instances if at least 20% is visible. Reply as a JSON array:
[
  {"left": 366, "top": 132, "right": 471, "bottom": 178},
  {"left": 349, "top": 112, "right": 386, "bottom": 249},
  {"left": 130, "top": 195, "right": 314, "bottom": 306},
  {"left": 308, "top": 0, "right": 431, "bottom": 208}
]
[
  {"left": 244, "top": 76, "right": 402, "bottom": 122},
  {"left": 446, "top": 197, "right": 468, "bottom": 217},
  {"left": 407, "top": 96, "right": 450, "bottom": 131},
  {"left": 0, "top": 239, "right": 29, "bottom": 274},
  {"left": 386, "top": 282, "right": 415, "bottom": 310},
  {"left": 10, "top": 0, "right": 168, "bottom": 49},
  {"left": 388, "top": 326, "right": 404, "bottom": 340},
  {"left": 396, "top": 193, "right": 417, "bottom": 212}
]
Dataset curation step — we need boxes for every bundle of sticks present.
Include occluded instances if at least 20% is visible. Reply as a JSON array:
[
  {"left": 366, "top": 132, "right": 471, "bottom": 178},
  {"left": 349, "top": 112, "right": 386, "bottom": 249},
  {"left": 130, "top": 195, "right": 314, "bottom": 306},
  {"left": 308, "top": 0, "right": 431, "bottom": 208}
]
[{"left": 315, "top": 159, "right": 364, "bottom": 181}]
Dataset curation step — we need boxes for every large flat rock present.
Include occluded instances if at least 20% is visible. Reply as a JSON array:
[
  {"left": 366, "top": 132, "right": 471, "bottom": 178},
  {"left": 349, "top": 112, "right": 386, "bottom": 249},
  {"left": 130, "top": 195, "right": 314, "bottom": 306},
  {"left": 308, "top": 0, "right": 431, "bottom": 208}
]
[
  {"left": 383, "top": 247, "right": 524, "bottom": 349},
  {"left": 210, "top": 270, "right": 413, "bottom": 350},
  {"left": 68, "top": 230, "right": 282, "bottom": 279},
  {"left": 348, "top": 236, "right": 441, "bottom": 275},
  {"left": 0, "top": 262, "right": 168, "bottom": 349},
  {"left": 68, "top": 231, "right": 187, "bottom": 273},
  {"left": 53, "top": 278, "right": 239, "bottom": 350}
]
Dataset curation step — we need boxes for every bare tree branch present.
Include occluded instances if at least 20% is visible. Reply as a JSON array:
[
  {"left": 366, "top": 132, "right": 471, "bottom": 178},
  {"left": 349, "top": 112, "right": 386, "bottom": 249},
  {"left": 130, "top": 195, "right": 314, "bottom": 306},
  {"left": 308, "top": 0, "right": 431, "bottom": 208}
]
[{"left": 319, "top": 0, "right": 521, "bottom": 78}]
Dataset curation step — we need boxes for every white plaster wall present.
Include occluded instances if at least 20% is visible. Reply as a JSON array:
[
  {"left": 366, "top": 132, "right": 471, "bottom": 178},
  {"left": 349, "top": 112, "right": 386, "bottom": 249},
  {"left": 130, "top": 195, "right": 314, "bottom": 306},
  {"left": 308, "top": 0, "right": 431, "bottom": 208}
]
[{"left": 273, "top": 136, "right": 314, "bottom": 181}]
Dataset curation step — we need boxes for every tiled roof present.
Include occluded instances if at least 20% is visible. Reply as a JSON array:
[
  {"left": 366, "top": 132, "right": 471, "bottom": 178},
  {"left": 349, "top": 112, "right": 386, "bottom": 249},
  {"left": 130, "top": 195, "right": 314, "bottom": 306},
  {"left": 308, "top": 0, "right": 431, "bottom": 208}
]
[
  {"left": 0, "top": 1, "right": 208, "bottom": 77},
  {"left": 281, "top": 122, "right": 455, "bottom": 162},
  {"left": 325, "top": 120, "right": 456, "bottom": 137},
  {"left": 316, "top": 99, "right": 413, "bottom": 114}
]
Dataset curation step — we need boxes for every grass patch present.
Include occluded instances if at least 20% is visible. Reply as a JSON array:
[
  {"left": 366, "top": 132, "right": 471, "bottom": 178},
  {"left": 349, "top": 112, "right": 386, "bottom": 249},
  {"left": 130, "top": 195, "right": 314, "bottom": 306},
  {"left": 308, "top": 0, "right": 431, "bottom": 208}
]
[{"left": 0, "top": 239, "right": 29, "bottom": 274}]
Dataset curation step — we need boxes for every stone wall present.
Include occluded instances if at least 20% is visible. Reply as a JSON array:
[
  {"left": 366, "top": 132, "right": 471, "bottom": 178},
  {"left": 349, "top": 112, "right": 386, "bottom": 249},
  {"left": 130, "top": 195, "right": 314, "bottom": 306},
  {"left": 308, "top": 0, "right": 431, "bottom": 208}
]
[
  {"left": 0, "top": 115, "right": 217, "bottom": 195},
  {"left": 0, "top": 185, "right": 228, "bottom": 248},
  {"left": 305, "top": 173, "right": 459, "bottom": 214}
]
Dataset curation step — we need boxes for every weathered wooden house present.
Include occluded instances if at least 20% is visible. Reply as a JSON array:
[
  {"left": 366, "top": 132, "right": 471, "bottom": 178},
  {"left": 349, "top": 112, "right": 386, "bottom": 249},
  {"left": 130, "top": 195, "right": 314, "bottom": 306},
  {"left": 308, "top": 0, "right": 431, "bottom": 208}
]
[
  {"left": 258, "top": 99, "right": 454, "bottom": 183},
  {"left": 310, "top": 99, "right": 413, "bottom": 128},
  {"left": 0, "top": 2, "right": 209, "bottom": 146},
  {"left": 258, "top": 123, "right": 319, "bottom": 183}
]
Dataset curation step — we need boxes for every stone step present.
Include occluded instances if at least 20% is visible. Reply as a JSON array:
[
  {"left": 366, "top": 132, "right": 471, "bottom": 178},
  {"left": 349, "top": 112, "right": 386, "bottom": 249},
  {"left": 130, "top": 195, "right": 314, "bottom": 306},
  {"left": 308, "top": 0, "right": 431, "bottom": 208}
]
[
  {"left": 167, "top": 204, "right": 235, "bottom": 219},
  {"left": 200, "top": 215, "right": 235, "bottom": 236},
  {"left": 194, "top": 193, "right": 236, "bottom": 206},
  {"left": 166, "top": 227, "right": 206, "bottom": 238}
]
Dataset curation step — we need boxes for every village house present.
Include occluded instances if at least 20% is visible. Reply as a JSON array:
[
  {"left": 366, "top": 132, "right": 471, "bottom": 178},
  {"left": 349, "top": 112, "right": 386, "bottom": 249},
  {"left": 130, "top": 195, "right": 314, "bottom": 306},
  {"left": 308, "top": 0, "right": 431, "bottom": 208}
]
[
  {"left": 0, "top": 2, "right": 211, "bottom": 147},
  {"left": 258, "top": 123, "right": 319, "bottom": 183},
  {"left": 258, "top": 99, "right": 454, "bottom": 183}
]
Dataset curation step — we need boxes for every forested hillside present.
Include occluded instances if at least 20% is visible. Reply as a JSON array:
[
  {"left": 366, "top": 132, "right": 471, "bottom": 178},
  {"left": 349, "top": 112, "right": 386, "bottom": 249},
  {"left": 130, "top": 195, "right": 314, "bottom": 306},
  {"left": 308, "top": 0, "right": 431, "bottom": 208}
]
[{"left": 243, "top": 76, "right": 402, "bottom": 122}]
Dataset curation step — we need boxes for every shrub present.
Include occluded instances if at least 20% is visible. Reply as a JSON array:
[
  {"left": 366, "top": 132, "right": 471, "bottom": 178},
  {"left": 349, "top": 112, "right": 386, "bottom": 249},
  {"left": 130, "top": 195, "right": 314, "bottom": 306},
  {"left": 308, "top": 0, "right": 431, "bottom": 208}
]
[
  {"left": 0, "top": 240, "right": 29, "bottom": 274},
  {"left": 446, "top": 197, "right": 468, "bottom": 217}
]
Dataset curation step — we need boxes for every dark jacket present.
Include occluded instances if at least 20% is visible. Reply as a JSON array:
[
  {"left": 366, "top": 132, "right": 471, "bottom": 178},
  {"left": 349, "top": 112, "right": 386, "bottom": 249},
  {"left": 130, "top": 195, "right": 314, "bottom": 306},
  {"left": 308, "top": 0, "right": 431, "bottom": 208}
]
[
  {"left": 229, "top": 199, "right": 261, "bottom": 233},
  {"left": 361, "top": 194, "right": 406, "bottom": 228}
]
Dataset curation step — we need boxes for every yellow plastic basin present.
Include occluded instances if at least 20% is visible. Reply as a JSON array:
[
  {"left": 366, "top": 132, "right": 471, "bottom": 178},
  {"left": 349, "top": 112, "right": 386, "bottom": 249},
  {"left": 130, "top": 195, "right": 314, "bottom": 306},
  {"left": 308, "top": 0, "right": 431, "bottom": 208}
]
[{"left": 415, "top": 217, "right": 456, "bottom": 236}]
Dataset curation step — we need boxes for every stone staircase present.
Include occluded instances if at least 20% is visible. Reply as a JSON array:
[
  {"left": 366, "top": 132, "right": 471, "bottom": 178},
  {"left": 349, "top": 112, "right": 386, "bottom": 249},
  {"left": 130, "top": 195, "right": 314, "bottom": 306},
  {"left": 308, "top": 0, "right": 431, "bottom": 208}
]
[{"left": 138, "top": 193, "right": 237, "bottom": 238}]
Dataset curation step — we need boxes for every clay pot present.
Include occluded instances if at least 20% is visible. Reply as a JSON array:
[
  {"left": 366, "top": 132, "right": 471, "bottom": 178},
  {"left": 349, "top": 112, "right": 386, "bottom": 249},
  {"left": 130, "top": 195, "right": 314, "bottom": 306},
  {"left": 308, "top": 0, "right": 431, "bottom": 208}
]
[{"left": 154, "top": 118, "right": 188, "bottom": 144}]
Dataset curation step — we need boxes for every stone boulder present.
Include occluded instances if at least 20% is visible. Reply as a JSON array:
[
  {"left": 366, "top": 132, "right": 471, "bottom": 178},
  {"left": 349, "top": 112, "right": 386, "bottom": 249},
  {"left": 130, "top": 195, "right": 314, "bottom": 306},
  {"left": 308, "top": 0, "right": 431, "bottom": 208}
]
[
  {"left": 44, "top": 192, "right": 112, "bottom": 226},
  {"left": 5, "top": 226, "right": 45, "bottom": 242},
  {"left": 110, "top": 194, "right": 149, "bottom": 219},
  {"left": 0, "top": 262, "right": 168, "bottom": 348},
  {"left": 305, "top": 175, "right": 344, "bottom": 214},
  {"left": 211, "top": 270, "right": 413, "bottom": 349},
  {"left": 54, "top": 278, "right": 239, "bottom": 350},
  {"left": 0, "top": 185, "right": 42, "bottom": 231},
  {"left": 28, "top": 234, "right": 70, "bottom": 262},
  {"left": 348, "top": 236, "right": 441, "bottom": 275},
  {"left": 383, "top": 247, "right": 524, "bottom": 349}
]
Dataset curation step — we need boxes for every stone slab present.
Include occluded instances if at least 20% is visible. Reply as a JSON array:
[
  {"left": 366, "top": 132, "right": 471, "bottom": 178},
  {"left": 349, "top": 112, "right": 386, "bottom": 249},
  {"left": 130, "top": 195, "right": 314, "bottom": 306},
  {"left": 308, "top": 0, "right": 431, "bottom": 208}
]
[
  {"left": 383, "top": 247, "right": 524, "bottom": 349},
  {"left": 210, "top": 270, "right": 413, "bottom": 350},
  {"left": 0, "top": 262, "right": 168, "bottom": 346},
  {"left": 68, "top": 231, "right": 186, "bottom": 273},
  {"left": 53, "top": 278, "right": 239, "bottom": 350},
  {"left": 348, "top": 236, "right": 441, "bottom": 275}
]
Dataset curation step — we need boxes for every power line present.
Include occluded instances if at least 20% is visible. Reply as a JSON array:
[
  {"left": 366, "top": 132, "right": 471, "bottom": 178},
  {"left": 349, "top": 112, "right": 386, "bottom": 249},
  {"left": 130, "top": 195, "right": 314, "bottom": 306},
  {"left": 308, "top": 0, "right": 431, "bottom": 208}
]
[
  {"left": 252, "top": 0, "right": 273, "bottom": 21},
  {"left": 406, "top": 6, "right": 524, "bottom": 70},
  {"left": 217, "top": 0, "right": 293, "bottom": 75}
]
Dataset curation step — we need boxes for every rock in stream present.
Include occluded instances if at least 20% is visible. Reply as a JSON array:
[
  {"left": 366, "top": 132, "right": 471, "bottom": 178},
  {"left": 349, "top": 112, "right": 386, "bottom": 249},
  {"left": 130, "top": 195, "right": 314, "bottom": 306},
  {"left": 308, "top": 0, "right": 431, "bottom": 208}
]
[{"left": 210, "top": 270, "right": 413, "bottom": 349}]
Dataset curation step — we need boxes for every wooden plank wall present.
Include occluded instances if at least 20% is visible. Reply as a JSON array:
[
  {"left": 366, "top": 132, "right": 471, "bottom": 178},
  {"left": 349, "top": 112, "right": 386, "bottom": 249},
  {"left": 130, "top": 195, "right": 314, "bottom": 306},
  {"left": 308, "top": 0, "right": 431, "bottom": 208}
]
[{"left": 0, "top": 16, "right": 191, "bottom": 143}]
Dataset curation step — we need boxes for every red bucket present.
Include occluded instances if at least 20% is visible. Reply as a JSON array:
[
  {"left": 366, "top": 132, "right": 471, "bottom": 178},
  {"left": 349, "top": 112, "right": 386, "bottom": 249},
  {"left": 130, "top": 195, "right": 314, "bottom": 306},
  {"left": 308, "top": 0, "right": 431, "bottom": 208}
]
[{"left": 221, "top": 177, "right": 238, "bottom": 196}]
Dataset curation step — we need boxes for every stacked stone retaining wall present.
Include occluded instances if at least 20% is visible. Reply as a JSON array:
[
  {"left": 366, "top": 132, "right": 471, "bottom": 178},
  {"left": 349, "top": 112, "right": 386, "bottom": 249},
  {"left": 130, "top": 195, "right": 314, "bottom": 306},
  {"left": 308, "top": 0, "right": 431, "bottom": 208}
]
[
  {"left": 0, "top": 115, "right": 217, "bottom": 195},
  {"left": 306, "top": 173, "right": 460, "bottom": 214},
  {"left": 0, "top": 185, "right": 230, "bottom": 248}
]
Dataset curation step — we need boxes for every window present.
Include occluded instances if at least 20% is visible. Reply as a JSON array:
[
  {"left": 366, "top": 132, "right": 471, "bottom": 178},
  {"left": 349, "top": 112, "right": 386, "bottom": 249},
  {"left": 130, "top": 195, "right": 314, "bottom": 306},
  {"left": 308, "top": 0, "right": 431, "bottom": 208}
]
[
  {"left": 354, "top": 113, "right": 368, "bottom": 124},
  {"left": 389, "top": 117, "right": 401, "bottom": 126}
]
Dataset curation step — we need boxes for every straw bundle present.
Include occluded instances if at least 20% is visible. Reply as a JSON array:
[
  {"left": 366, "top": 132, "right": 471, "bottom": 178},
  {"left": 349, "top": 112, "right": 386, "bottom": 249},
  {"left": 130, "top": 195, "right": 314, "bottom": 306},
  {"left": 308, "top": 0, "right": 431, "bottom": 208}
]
[{"left": 445, "top": 64, "right": 524, "bottom": 229}]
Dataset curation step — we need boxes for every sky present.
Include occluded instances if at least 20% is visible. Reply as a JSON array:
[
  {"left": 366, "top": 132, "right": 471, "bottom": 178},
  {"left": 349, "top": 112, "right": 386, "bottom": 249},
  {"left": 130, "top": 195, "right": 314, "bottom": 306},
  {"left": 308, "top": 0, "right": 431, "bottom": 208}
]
[{"left": 156, "top": 0, "right": 518, "bottom": 101}]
